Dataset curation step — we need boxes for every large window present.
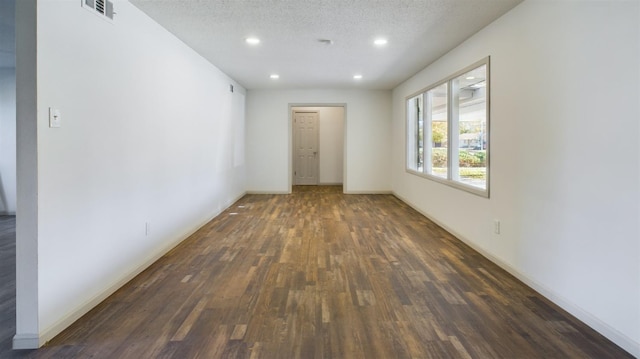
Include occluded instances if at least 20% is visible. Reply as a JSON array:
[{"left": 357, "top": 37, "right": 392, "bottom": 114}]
[{"left": 406, "top": 58, "right": 489, "bottom": 197}]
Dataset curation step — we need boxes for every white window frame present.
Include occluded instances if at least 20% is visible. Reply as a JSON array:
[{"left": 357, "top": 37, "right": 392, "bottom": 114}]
[{"left": 405, "top": 57, "right": 490, "bottom": 198}]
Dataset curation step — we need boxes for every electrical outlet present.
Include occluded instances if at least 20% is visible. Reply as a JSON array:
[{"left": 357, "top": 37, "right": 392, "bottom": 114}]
[{"left": 494, "top": 220, "right": 501, "bottom": 235}]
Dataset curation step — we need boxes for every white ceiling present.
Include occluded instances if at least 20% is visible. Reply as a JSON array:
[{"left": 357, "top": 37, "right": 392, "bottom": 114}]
[{"left": 130, "top": 0, "right": 522, "bottom": 90}]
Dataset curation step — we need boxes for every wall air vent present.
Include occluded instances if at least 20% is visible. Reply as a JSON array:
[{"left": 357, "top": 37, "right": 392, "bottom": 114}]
[
  {"left": 95, "top": 0, "right": 105, "bottom": 14},
  {"left": 82, "top": 0, "right": 115, "bottom": 21}
]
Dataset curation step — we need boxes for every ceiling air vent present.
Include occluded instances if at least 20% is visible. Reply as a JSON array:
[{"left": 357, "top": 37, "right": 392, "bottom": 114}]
[{"left": 82, "top": 0, "right": 115, "bottom": 21}]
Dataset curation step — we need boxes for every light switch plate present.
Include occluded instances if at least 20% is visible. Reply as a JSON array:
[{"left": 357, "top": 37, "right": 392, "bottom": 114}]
[{"left": 49, "top": 108, "right": 61, "bottom": 128}]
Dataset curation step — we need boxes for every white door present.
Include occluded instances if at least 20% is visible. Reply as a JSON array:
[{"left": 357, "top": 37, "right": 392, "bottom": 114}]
[{"left": 293, "top": 112, "right": 319, "bottom": 185}]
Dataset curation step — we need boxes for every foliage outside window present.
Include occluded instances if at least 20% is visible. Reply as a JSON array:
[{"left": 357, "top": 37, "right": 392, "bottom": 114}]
[{"left": 406, "top": 58, "right": 489, "bottom": 197}]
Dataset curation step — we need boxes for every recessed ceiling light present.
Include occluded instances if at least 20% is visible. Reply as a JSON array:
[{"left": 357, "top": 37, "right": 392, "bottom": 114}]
[
  {"left": 374, "top": 38, "right": 388, "bottom": 46},
  {"left": 270, "top": 74, "right": 279, "bottom": 79},
  {"left": 466, "top": 76, "right": 475, "bottom": 80},
  {"left": 353, "top": 74, "right": 363, "bottom": 80},
  {"left": 245, "top": 37, "right": 260, "bottom": 45}
]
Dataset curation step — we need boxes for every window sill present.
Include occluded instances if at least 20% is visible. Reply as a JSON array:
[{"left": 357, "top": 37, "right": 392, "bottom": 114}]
[{"left": 405, "top": 168, "right": 489, "bottom": 198}]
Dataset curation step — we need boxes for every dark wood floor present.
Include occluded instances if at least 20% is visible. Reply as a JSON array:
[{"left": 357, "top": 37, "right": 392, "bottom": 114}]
[
  {"left": 1, "top": 187, "right": 633, "bottom": 358},
  {"left": 0, "top": 215, "right": 18, "bottom": 358}
]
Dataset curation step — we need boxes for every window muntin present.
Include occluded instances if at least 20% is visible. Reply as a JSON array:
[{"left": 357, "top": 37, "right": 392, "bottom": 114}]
[{"left": 406, "top": 58, "right": 489, "bottom": 197}]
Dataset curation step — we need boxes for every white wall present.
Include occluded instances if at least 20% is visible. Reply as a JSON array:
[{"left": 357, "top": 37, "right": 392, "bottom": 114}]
[
  {"left": 15, "top": 0, "right": 246, "bottom": 346},
  {"left": 292, "top": 106, "right": 344, "bottom": 184},
  {"left": 391, "top": 0, "right": 639, "bottom": 355},
  {"left": 0, "top": 67, "right": 16, "bottom": 214},
  {"left": 14, "top": 0, "right": 38, "bottom": 348},
  {"left": 247, "top": 90, "right": 390, "bottom": 193}
]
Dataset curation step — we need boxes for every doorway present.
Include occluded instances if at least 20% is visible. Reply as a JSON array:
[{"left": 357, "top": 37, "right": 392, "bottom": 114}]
[{"left": 290, "top": 105, "right": 345, "bottom": 189}]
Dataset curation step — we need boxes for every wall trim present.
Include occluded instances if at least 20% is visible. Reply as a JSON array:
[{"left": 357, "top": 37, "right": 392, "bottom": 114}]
[
  {"left": 246, "top": 190, "right": 291, "bottom": 195},
  {"left": 35, "top": 191, "right": 247, "bottom": 348},
  {"left": 392, "top": 191, "right": 639, "bottom": 358},
  {"left": 12, "top": 333, "right": 39, "bottom": 350},
  {"left": 344, "top": 190, "right": 393, "bottom": 195}
]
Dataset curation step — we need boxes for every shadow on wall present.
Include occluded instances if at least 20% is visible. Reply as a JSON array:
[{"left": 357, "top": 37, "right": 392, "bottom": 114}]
[{"left": 0, "top": 174, "right": 6, "bottom": 213}]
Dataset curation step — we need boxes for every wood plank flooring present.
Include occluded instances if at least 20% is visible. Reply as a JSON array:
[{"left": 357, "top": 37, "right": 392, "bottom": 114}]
[
  {"left": 1, "top": 187, "right": 634, "bottom": 358},
  {"left": 0, "top": 215, "right": 18, "bottom": 358}
]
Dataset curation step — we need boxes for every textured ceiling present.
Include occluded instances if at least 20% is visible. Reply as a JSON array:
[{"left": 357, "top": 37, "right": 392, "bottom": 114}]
[
  {"left": 130, "top": 0, "right": 522, "bottom": 90},
  {"left": 0, "top": 1, "right": 524, "bottom": 85}
]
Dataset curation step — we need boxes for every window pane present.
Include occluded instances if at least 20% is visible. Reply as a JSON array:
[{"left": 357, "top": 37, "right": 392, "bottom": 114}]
[
  {"left": 428, "top": 83, "right": 447, "bottom": 178},
  {"left": 405, "top": 58, "right": 489, "bottom": 197},
  {"left": 455, "top": 65, "right": 487, "bottom": 189},
  {"left": 406, "top": 95, "right": 422, "bottom": 172},
  {"left": 416, "top": 95, "right": 424, "bottom": 172}
]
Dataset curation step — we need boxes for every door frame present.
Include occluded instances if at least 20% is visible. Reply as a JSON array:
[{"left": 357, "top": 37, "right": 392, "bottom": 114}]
[{"left": 288, "top": 103, "right": 347, "bottom": 193}]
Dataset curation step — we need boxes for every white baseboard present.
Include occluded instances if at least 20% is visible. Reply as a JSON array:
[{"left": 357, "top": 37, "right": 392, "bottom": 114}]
[
  {"left": 392, "top": 191, "right": 639, "bottom": 358},
  {"left": 34, "top": 192, "right": 247, "bottom": 348},
  {"left": 246, "top": 190, "right": 290, "bottom": 194},
  {"left": 12, "top": 333, "right": 39, "bottom": 350},
  {"left": 344, "top": 190, "right": 393, "bottom": 194}
]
